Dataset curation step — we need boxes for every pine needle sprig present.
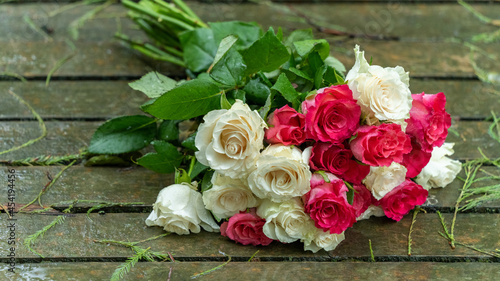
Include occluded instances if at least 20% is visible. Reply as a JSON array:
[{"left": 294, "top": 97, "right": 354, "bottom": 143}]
[
  {"left": 110, "top": 247, "right": 151, "bottom": 281},
  {"left": 0, "top": 152, "right": 86, "bottom": 166},
  {"left": 94, "top": 233, "right": 172, "bottom": 281},
  {"left": 23, "top": 215, "right": 66, "bottom": 258},
  {"left": 408, "top": 207, "right": 426, "bottom": 256}
]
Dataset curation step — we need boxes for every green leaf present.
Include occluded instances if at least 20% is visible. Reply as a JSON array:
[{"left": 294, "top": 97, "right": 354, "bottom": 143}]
[
  {"left": 315, "top": 65, "right": 342, "bottom": 88},
  {"left": 181, "top": 132, "right": 197, "bottom": 151},
  {"left": 271, "top": 73, "right": 299, "bottom": 105},
  {"left": 143, "top": 79, "right": 222, "bottom": 120},
  {"left": 307, "top": 51, "right": 324, "bottom": 79},
  {"left": 211, "top": 35, "right": 239, "bottom": 68},
  {"left": 347, "top": 188, "right": 354, "bottom": 205},
  {"left": 209, "top": 21, "right": 262, "bottom": 49},
  {"left": 201, "top": 170, "right": 215, "bottom": 192},
  {"left": 325, "top": 55, "right": 346, "bottom": 74},
  {"left": 259, "top": 91, "right": 273, "bottom": 120},
  {"left": 190, "top": 160, "right": 208, "bottom": 179},
  {"left": 276, "top": 27, "right": 283, "bottom": 42},
  {"left": 240, "top": 29, "right": 290, "bottom": 75},
  {"left": 84, "top": 155, "right": 131, "bottom": 167},
  {"left": 158, "top": 120, "right": 179, "bottom": 142},
  {"left": 88, "top": 115, "right": 156, "bottom": 154},
  {"left": 285, "top": 28, "right": 314, "bottom": 48},
  {"left": 294, "top": 39, "right": 330, "bottom": 60},
  {"left": 128, "top": 72, "right": 177, "bottom": 98},
  {"left": 179, "top": 28, "right": 217, "bottom": 72},
  {"left": 243, "top": 77, "right": 271, "bottom": 105},
  {"left": 137, "top": 141, "right": 183, "bottom": 173},
  {"left": 220, "top": 92, "right": 232, "bottom": 110},
  {"left": 228, "top": 89, "right": 246, "bottom": 103},
  {"left": 286, "top": 67, "right": 313, "bottom": 82},
  {"left": 210, "top": 47, "right": 246, "bottom": 86}
]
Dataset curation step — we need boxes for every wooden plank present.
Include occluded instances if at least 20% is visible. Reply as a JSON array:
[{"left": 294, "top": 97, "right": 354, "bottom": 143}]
[
  {"left": 1, "top": 80, "right": 498, "bottom": 119},
  {"left": 1, "top": 213, "right": 499, "bottom": 259},
  {"left": 424, "top": 166, "right": 500, "bottom": 210},
  {"left": 0, "top": 81, "right": 148, "bottom": 119},
  {"left": 2, "top": 3, "right": 499, "bottom": 41},
  {"left": 0, "top": 121, "right": 98, "bottom": 160},
  {"left": 1, "top": 120, "right": 497, "bottom": 161},
  {"left": 1, "top": 262, "right": 499, "bottom": 281},
  {"left": 1, "top": 166, "right": 498, "bottom": 210},
  {"left": 1, "top": 39, "right": 495, "bottom": 78},
  {"left": 0, "top": 166, "right": 173, "bottom": 208}
]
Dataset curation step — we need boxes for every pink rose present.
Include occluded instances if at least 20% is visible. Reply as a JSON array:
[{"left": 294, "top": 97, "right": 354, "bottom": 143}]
[
  {"left": 309, "top": 142, "right": 370, "bottom": 184},
  {"left": 406, "top": 92, "right": 451, "bottom": 152},
  {"left": 303, "top": 174, "right": 357, "bottom": 234},
  {"left": 302, "top": 84, "right": 361, "bottom": 144},
  {"left": 401, "top": 136, "right": 432, "bottom": 178},
  {"left": 220, "top": 209, "right": 273, "bottom": 246},
  {"left": 350, "top": 123, "right": 412, "bottom": 167},
  {"left": 265, "top": 105, "right": 306, "bottom": 146},
  {"left": 378, "top": 179, "right": 428, "bottom": 221},
  {"left": 352, "top": 184, "right": 374, "bottom": 218}
]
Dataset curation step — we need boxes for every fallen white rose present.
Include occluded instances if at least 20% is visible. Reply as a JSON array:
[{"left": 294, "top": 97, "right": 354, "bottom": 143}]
[
  {"left": 415, "top": 143, "right": 462, "bottom": 190},
  {"left": 145, "top": 182, "right": 219, "bottom": 235}
]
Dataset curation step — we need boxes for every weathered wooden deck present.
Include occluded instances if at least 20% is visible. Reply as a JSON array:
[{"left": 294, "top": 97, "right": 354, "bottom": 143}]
[{"left": 1, "top": 0, "right": 500, "bottom": 280}]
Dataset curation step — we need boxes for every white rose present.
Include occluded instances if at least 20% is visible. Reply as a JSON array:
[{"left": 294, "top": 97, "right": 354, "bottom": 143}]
[
  {"left": 356, "top": 205, "right": 386, "bottom": 221},
  {"left": 303, "top": 230, "right": 345, "bottom": 253},
  {"left": 195, "top": 100, "right": 267, "bottom": 179},
  {"left": 248, "top": 145, "right": 312, "bottom": 202},
  {"left": 202, "top": 172, "right": 260, "bottom": 219},
  {"left": 145, "top": 182, "right": 219, "bottom": 235},
  {"left": 363, "top": 162, "right": 407, "bottom": 200},
  {"left": 415, "top": 143, "right": 462, "bottom": 190},
  {"left": 346, "top": 45, "right": 412, "bottom": 123},
  {"left": 257, "top": 198, "right": 312, "bottom": 243}
]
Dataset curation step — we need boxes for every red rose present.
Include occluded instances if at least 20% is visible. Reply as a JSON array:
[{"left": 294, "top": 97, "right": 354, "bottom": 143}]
[
  {"left": 302, "top": 84, "right": 361, "bottom": 144},
  {"left": 406, "top": 92, "right": 451, "bottom": 152},
  {"left": 220, "top": 209, "right": 273, "bottom": 246},
  {"left": 401, "top": 136, "right": 432, "bottom": 178},
  {"left": 352, "top": 184, "right": 374, "bottom": 218},
  {"left": 303, "top": 174, "right": 357, "bottom": 234},
  {"left": 379, "top": 179, "right": 428, "bottom": 221},
  {"left": 309, "top": 142, "right": 370, "bottom": 184},
  {"left": 265, "top": 105, "right": 306, "bottom": 146},
  {"left": 350, "top": 123, "right": 412, "bottom": 167}
]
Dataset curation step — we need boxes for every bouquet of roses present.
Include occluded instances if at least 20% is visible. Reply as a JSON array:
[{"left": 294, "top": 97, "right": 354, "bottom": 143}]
[{"left": 87, "top": 0, "right": 461, "bottom": 252}]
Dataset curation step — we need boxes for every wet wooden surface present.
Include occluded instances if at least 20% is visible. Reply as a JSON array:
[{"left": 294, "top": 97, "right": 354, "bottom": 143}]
[{"left": 1, "top": 0, "right": 499, "bottom": 280}]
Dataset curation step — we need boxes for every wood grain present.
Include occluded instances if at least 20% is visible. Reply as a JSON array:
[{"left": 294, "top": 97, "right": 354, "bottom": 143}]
[
  {"left": 1, "top": 262, "right": 500, "bottom": 281},
  {"left": 1, "top": 213, "right": 498, "bottom": 259},
  {"left": 1, "top": 80, "right": 498, "bottom": 119}
]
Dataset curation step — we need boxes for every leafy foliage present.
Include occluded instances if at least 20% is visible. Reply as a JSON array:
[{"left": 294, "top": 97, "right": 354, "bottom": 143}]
[
  {"left": 90, "top": 0, "right": 348, "bottom": 179},
  {"left": 129, "top": 71, "right": 178, "bottom": 98},
  {"left": 142, "top": 79, "right": 222, "bottom": 120},
  {"left": 137, "top": 141, "right": 183, "bottom": 173},
  {"left": 88, "top": 115, "right": 157, "bottom": 154}
]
